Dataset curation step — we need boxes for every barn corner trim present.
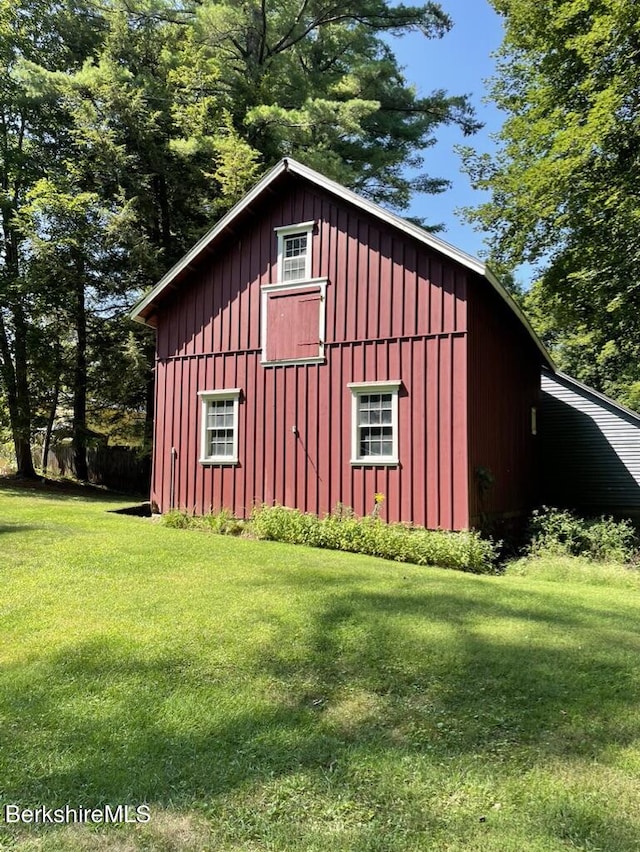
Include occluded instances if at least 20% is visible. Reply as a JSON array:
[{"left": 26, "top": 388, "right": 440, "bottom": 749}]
[{"left": 129, "top": 157, "right": 554, "bottom": 369}]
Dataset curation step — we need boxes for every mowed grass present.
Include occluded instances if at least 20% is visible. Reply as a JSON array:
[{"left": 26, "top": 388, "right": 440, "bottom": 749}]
[{"left": 1, "top": 485, "right": 640, "bottom": 851}]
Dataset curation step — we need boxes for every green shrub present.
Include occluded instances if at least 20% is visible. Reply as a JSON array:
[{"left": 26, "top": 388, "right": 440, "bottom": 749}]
[
  {"left": 204, "top": 508, "right": 245, "bottom": 536},
  {"left": 250, "top": 504, "right": 499, "bottom": 574},
  {"left": 161, "top": 508, "right": 245, "bottom": 536},
  {"left": 527, "top": 506, "right": 637, "bottom": 564},
  {"left": 162, "top": 509, "right": 194, "bottom": 529},
  {"left": 584, "top": 516, "right": 637, "bottom": 563},
  {"left": 527, "top": 507, "right": 588, "bottom": 557},
  {"left": 162, "top": 504, "right": 500, "bottom": 573},
  {"left": 249, "top": 503, "right": 324, "bottom": 547}
]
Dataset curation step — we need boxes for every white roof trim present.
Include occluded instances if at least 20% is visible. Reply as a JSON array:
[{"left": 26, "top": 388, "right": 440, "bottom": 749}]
[
  {"left": 543, "top": 369, "right": 640, "bottom": 423},
  {"left": 130, "top": 160, "right": 290, "bottom": 324},
  {"left": 129, "top": 157, "right": 554, "bottom": 368}
]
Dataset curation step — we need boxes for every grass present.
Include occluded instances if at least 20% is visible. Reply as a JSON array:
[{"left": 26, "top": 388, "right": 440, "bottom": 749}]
[{"left": 1, "top": 482, "right": 640, "bottom": 850}]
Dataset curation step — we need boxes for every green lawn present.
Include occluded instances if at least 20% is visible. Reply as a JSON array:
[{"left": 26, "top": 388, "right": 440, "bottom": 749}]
[{"left": 1, "top": 483, "right": 640, "bottom": 851}]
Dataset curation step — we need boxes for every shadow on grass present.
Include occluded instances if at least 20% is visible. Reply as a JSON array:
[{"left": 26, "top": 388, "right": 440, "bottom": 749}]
[
  {"left": 0, "top": 476, "right": 138, "bottom": 504},
  {"left": 0, "top": 523, "right": 43, "bottom": 535},
  {"left": 2, "top": 573, "right": 639, "bottom": 849}
]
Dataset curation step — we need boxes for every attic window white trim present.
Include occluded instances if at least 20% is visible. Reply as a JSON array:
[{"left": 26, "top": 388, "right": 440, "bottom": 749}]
[
  {"left": 275, "top": 221, "right": 314, "bottom": 283},
  {"left": 348, "top": 380, "right": 401, "bottom": 466},
  {"left": 198, "top": 389, "right": 241, "bottom": 465}
]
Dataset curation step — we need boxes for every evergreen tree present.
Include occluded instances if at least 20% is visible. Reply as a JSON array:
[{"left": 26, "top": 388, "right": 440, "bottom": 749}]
[{"left": 3, "top": 0, "right": 480, "bottom": 475}]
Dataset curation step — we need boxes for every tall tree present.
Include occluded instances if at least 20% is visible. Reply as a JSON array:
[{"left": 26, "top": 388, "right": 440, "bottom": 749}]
[
  {"left": 461, "top": 0, "right": 640, "bottom": 409},
  {"left": 7, "top": 0, "right": 480, "bottom": 476},
  {"left": 186, "top": 0, "right": 480, "bottom": 211},
  {"left": 0, "top": 0, "right": 104, "bottom": 475}
]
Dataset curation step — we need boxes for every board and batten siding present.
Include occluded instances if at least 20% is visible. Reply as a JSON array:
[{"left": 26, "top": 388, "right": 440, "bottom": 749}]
[
  {"left": 467, "top": 279, "right": 541, "bottom": 525},
  {"left": 539, "top": 370, "right": 640, "bottom": 514},
  {"left": 152, "top": 178, "right": 470, "bottom": 528}
]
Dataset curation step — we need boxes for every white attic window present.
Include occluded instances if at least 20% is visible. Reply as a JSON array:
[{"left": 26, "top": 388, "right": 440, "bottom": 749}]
[{"left": 275, "top": 221, "right": 314, "bottom": 283}]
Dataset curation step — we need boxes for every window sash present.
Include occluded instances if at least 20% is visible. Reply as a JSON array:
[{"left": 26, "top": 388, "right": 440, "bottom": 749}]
[
  {"left": 349, "top": 382, "right": 400, "bottom": 465},
  {"left": 199, "top": 390, "right": 240, "bottom": 464},
  {"left": 205, "top": 398, "right": 235, "bottom": 458},
  {"left": 357, "top": 393, "right": 394, "bottom": 458},
  {"left": 276, "top": 222, "right": 313, "bottom": 283}
]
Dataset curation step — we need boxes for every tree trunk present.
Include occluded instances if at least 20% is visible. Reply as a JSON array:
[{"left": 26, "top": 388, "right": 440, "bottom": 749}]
[
  {"left": 144, "top": 360, "right": 155, "bottom": 453},
  {"left": 0, "top": 225, "right": 36, "bottom": 478},
  {"left": 153, "top": 172, "right": 172, "bottom": 256},
  {"left": 72, "top": 259, "right": 89, "bottom": 481},
  {"left": 11, "top": 302, "right": 36, "bottom": 477},
  {"left": 42, "top": 373, "right": 61, "bottom": 478}
]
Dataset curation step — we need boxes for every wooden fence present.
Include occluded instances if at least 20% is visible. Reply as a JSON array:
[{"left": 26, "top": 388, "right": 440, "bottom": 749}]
[{"left": 34, "top": 445, "right": 151, "bottom": 495}]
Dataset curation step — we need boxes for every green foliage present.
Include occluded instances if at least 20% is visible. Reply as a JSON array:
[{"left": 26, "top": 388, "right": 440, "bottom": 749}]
[
  {"left": 506, "top": 553, "right": 640, "bottom": 589},
  {"left": 204, "top": 508, "right": 245, "bottom": 536},
  {"left": 527, "top": 506, "right": 638, "bottom": 564},
  {"left": 161, "top": 509, "right": 195, "bottom": 529},
  {"left": 161, "top": 507, "right": 245, "bottom": 536},
  {"left": 461, "top": 0, "right": 640, "bottom": 408},
  {"left": 250, "top": 504, "right": 499, "bottom": 574},
  {"left": 0, "top": 0, "right": 480, "bottom": 478},
  {"left": 162, "top": 504, "right": 499, "bottom": 573},
  {"left": 187, "top": 0, "right": 479, "bottom": 211}
]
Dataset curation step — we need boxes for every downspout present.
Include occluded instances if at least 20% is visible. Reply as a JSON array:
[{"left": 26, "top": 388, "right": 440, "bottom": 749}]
[{"left": 169, "top": 447, "right": 177, "bottom": 510}]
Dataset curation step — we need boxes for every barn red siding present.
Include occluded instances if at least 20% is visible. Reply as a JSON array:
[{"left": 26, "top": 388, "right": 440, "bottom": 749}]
[
  {"left": 467, "top": 278, "right": 540, "bottom": 524},
  {"left": 156, "top": 183, "right": 467, "bottom": 359},
  {"left": 152, "top": 339, "right": 468, "bottom": 528},
  {"left": 151, "top": 178, "right": 471, "bottom": 528}
]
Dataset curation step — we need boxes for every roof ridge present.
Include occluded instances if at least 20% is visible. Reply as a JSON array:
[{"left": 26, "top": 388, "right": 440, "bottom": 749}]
[{"left": 130, "top": 157, "right": 553, "bottom": 369}]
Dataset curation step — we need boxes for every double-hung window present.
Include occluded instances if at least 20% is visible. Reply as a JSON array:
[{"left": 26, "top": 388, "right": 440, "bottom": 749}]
[
  {"left": 198, "top": 389, "right": 241, "bottom": 464},
  {"left": 348, "top": 381, "right": 401, "bottom": 465},
  {"left": 276, "top": 221, "right": 314, "bottom": 283}
]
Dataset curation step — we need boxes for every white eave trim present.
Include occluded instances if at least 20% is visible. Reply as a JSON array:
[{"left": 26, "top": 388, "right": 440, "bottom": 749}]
[
  {"left": 129, "top": 157, "right": 554, "bottom": 369},
  {"left": 130, "top": 160, "right": 292, "bottom": 324}
]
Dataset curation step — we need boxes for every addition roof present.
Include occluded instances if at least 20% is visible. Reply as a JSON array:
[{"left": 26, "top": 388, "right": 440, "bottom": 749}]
[
  {"left": 130, "top": 157, "right": 554, "bottom": 369},
  {"left": 542, "top": 368, "right": 640, "bottom": 424}
]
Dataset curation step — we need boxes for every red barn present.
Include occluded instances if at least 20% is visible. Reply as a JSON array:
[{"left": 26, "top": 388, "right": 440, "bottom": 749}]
[{"left": 131, "top": 158, "right": 552, "bottom": 529}]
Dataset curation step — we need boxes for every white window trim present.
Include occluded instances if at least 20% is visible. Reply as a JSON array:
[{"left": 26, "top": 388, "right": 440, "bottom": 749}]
[
  {"left": 261, "top": 278, "right": 328, "bottom": 366},
  {"left": 198, "top": 389, "right": 241, "bottom": 465},
  {"left": 348, "top": 380, "right": 401, "bottom": 466},
  {"left": 275, "top": 221, "right": 315, "bottom": 283}
]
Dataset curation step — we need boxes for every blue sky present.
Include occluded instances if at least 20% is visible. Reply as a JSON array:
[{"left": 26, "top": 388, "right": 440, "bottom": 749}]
[{"left": 388, "top": 0, "right": 505, "bottom": 261}]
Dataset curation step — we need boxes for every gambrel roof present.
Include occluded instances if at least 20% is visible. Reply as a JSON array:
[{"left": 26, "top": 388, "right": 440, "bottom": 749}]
[{"left": 130, "top": 157, "right": 553, "bottom": 369}]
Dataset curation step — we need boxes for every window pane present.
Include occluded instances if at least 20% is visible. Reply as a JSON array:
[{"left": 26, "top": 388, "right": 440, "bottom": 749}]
[
  {"left": 205, "top": 398, "right": 236, "bottom": 458},
  {"left": 283, "top": 256, "right": 306, "bottom": 281},
  {"left": 284, "top": 233, "right": 307, "bottom": 257},
  {"left": 356, "top": 389, "right": 395, "bottom": 459}
]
